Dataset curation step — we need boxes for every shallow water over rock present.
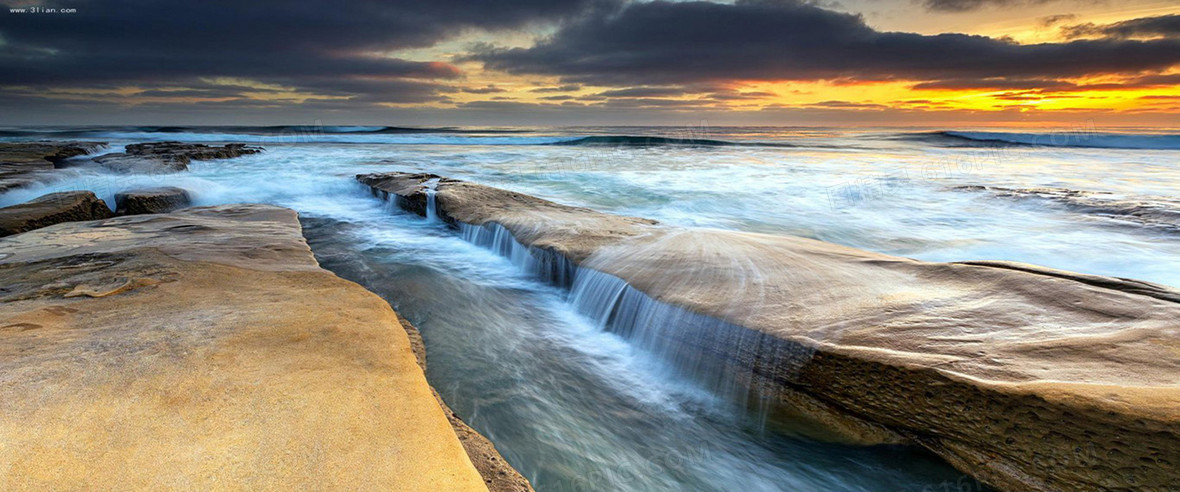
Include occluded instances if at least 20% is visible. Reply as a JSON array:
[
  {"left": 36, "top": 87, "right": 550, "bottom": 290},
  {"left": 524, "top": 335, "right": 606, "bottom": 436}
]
[{"left": 302, "top": 213, "right": 980, "bottom": 491}]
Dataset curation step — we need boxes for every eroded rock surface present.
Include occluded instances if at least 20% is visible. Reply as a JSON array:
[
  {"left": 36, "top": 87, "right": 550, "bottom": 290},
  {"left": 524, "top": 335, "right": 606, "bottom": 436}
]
[
  {"left": 114, "top": 186, "right": 192, "bottom": 215},
  {"left": 0, "top": 205, "right": 488, "bottom": 490},
  {"left": 0, "top": 190, "right": 114, "bottom": 237},
  {"left": 360, "top": 171, "right": 1180, "bottom": 492},
  {"left": 0, "top": 141, "right": 107, "bottom": 192},
  {"left": 95, "top": 141, "right": 262, "bottom": 173}
]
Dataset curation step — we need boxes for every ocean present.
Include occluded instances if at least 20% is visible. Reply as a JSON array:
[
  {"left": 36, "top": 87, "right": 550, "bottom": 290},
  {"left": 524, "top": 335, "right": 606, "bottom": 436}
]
[{"left": 2, "top": 125, "right": 1178, "bottom": 491}]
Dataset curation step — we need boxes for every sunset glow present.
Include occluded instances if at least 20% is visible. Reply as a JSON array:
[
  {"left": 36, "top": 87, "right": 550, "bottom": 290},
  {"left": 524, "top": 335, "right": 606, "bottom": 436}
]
[{"left": 1, "top": 0, "right": 1176, "bottom": 126}]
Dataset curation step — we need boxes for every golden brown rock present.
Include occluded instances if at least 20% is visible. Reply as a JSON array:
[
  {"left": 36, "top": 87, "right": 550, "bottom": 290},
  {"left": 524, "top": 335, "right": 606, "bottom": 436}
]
[
  {"left": 0, "top": 204, "right": 488, "bottom": 490},
  {"left": 0, "top": 190, "right": 114, "bottom": 237},
  {"left": 359, "top": 171, "right": 1180, "bottom": 492},
  {"left": 114, "top": 186, "right": 192, "bottom": 215}
]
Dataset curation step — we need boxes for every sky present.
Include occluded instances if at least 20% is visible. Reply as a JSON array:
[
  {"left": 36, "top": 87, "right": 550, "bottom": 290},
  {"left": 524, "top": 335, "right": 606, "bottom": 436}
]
[{"left": 1, "top": 0, "right": 1177, "bottom": 127}]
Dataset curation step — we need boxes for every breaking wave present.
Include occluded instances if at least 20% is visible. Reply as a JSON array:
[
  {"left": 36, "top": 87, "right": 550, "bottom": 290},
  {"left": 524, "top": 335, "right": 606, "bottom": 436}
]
[
  {"left": 924, "top": 130, "right": 1180, "bottom": 150},
  {"left": 553, "top": 135, "right": 797, "bottom": 148}
]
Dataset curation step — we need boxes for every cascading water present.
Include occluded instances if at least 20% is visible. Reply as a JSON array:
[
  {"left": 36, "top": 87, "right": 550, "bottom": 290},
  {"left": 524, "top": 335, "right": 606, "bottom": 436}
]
[
  {"left": 424, "top": 177, "right": 440, "bottom": 222},
  {"left": 460, "top": 222, "right": 577, "bottom": 289},
  {"left": 343, "top": 197, "right": 976, "bottom": 492},
  {"left": 441, "top": 214, "right": 823, "bottom": 430}
]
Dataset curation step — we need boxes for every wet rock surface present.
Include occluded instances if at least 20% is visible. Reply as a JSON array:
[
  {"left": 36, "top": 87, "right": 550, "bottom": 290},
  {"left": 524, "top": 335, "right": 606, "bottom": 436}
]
[
  {"left": 0, "top": 142, "right": 107, "bottom": 192},
  {"left": 95, "top": 141, "right": 262, "bottom": 173},
  {"left": 114, "top": 186, "right": 192, "bottom": 215},
  {"left": 0, "top": 205, "right": 489, "bottom": 490},
  {"left": 0, "top": 190, "right": 114, "bottom": 237},
  {"left": 360, "top": 171, "right": 1180, "bottom": 492}
]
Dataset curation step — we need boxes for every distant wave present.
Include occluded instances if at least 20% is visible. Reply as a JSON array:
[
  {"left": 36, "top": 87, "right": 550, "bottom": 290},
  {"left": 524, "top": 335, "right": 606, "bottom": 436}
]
[
  {"left": 253, "top": 125, "right": 529, "bottom": 135},
  {"left": 0, "top": 128, "right": 808, "bottom": 148},
  {"left": 915, "top": 131, "right": 1180, "bottom": 150},
  {"left": 0, "top": 125, "right": 529, "bottom": 139},
  {"left": 552, "top": 135, "right": 796, "bottom": 148}
]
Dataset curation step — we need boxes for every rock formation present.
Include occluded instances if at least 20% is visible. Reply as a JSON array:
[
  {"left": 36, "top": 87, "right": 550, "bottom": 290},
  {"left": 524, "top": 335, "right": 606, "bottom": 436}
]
[
  {"left": 359, "top": 171, "right": 1180, "bottom": 492},
  {"left": 95, "top": 141, "right": 262, "bottom": 173},
  {"left": 114, "top": 186, "right": 192, "bottom": 215},
  {"left": 0, "top": 191, "right": 114, "bottom": 237},
  {"left": 0, "top": 205, "right": 490, "bottom": 490},
  {"left": 0, "top": 142, "right": 107, "bottom": 192}
]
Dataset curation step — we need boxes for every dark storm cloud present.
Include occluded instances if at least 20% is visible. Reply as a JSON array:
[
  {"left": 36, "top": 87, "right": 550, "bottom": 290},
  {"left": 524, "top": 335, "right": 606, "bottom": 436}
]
[
  {"left": 1062, "top": 14, "right": 1180, "bottom": 39},
  {"left": 1037, "top": 14, "right": 1078, "bottom": 27},
  {"left": 0, "top": 0, "right": 609, "bottom": 100},
  {"left": 910, "top": 78, "right": 1080, "bottom": 91},
  {"left": 912, "top": 73, "right": 1180, "bottom": 92},
  {"left": 595, "top": 87, "right": 691, "bottom": 97},
  {"left": 919, "top": 0, "right": 1054, "bottom": 13},
  {"left": 529, "top": 84, "right": 582, "bottom": 93},
  {"left": 473, "top": 0, "right": 1180, "bottom": 86},
  {"left": 462, "top": 85, "right": 508, "bottom": 94}
]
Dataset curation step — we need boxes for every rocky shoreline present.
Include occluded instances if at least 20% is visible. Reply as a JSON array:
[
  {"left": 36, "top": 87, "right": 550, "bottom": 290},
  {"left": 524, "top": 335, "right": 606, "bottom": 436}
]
[
  {"left": 0, "top": 143, "right": 534, "bottom": 491},
  {"left": 358, "top": 171, "right": 1180, "bottom": 492},
  {"left": 3, "top": 138, "right": 1175, "bottom": 490},
  {"left": 0, "top": 205, "right": 491, "bottom": 489},
  {"left": 0, "top": 142, "right": 108, "bottom": 192}
]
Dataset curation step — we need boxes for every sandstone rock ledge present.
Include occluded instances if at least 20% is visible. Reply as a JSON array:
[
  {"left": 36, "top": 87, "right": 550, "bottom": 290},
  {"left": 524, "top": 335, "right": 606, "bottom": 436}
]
[
  {"left": 0, "top": 204, "right": 489, "bottom": 490},
  {"left": 0, "top": 191, "right": 114, "bottom": 237},
  {"left": 0, "top": 142, "right": 107, "bottom": 192},
  {"left": 114, "top": 186, "right": 192, "bottom": 215},
  {"left": 95, "top": 142, "right": 263, "bottom": 173},
  {"left": 359, "top": 172, "right": 1180, "bottom": 492}
]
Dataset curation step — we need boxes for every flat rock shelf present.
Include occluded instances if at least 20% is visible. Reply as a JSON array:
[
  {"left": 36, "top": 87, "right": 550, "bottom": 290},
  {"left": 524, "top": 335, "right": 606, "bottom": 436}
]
[{"left": 0, "top": 204, "right": 491, "bottom": 490}]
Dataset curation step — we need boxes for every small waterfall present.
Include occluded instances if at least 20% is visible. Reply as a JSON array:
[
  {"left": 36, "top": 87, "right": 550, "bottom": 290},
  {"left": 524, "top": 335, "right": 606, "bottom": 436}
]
[
  {"left": 454, "top": 220, "right": 814, "bottom": 419},
  {"left": 423, "top": 177, "right": 440, "bottom": 222},
  {"left": 364, "top": 183, "right": 818, "bottom": 422},
  {"left": 459, "top": 222, "right": 577, "bottom": 288}
]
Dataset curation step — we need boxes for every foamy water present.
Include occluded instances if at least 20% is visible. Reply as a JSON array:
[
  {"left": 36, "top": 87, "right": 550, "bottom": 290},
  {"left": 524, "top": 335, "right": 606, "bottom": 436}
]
[{"left": 3, "top": 126, "right": 1178, "bottom": 490}]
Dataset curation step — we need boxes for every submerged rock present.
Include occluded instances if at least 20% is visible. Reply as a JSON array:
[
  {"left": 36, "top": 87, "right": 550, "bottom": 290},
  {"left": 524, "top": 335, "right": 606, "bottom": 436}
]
[
  {"left": 0, "top": 205, "right": 488, "bottom": 490},
  {"left": 95, "top": 141, "right": 262, "bottom": 173},
  {"left": 0, "top": 141, "right": 107, "bottom": 192},
  {"left": 114, "top": 186, "right": 192, "bottom": 215},
  {"left": 954, "top": 185, "right": 1180, "bottom": 232},
  {"left": 360, "top": 171, "right": 1180, "bottom": 492},
  {"left": 0, "top": 190, "right": 114, "bottom": 237}
]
